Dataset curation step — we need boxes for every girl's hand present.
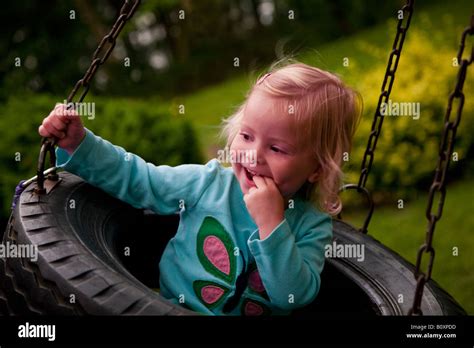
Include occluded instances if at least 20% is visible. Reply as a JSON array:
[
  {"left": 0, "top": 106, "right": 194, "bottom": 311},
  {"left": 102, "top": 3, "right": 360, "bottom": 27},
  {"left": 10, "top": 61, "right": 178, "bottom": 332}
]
[
  {"left": 243, "top": 176, "right": 285, "bottom": 240},
  {"left": 38, "top": 104, "right": 86, "bottom": 155}
]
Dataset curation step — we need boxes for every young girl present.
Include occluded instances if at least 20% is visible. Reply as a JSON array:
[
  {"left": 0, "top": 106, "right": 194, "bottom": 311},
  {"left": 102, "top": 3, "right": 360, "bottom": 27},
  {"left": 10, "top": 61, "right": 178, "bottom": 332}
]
[{"left": 38, "top": 62, "right": 361, "bottom": 316}]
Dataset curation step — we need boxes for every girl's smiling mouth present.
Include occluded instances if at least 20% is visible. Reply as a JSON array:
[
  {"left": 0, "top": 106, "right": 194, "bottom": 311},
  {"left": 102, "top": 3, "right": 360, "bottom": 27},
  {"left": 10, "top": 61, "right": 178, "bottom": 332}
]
[
  {"left": 242, "top": 165, "right": 257, "bottom": 188},
  {"left": 241, "top": 165, "right": 276, "bottom": 189},
  {"left": 244, "top": 166, "right": 257, "bottom": 180}
]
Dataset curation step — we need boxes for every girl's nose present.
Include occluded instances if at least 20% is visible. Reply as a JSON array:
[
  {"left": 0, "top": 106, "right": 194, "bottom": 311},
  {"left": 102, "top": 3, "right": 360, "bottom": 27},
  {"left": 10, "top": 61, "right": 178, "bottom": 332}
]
[
  {"left": 245, "top": 141, "right": 264, "bottom": 165},
  {"left": 255, "top": 148, "right": 265, "bottom": 165}
]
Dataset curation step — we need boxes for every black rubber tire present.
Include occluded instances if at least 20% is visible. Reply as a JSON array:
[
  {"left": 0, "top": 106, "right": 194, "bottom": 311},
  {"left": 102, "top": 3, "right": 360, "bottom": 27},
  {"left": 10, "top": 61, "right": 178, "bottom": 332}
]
[
  {"left": 0, "top": 172, "right": 192, "bottom": 315},
  {"left": 294, "top": 220, "right": 466, "bottom": 316},
  {"left": 0, "top": 172, "right": 466, "bottom": 316}
]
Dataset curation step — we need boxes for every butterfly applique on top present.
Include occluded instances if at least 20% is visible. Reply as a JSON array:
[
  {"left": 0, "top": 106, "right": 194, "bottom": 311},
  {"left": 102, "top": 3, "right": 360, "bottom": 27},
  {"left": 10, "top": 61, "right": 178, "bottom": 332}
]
[{"left": 193, "top": 216, "right": 271, "bottom": 315}]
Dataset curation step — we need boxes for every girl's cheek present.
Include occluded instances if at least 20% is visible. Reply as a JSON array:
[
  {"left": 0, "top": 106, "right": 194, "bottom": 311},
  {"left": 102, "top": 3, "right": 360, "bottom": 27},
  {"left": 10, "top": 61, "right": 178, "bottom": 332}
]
[
  {"left": 275, "top": 162, "right": 295, "bottom": 186},
  {"left": 231, "top": 137, "right": 245, "bottom": 150},
  {"left": 229, "top": 141, "right": 240, "bottom": 154},
  {"left": 270, "top": 163, "right": 285, "bottom": 185}
]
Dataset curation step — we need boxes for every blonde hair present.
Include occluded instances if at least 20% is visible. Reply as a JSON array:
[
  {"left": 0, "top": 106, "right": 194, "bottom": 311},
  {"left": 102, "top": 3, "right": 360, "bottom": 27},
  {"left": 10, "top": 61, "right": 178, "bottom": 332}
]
[{"left": 221, "top": 61, "right": 362, "bottom": 215}]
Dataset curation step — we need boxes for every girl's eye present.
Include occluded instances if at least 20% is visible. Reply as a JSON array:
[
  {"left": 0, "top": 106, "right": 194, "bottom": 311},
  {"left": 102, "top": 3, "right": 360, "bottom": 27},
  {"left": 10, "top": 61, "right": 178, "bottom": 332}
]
[
  {"left": 271, "top": 146, "right": 286, "bottom": 154},
  {"left": 240, "top": 132, "right": 251, "bottom": 141}
]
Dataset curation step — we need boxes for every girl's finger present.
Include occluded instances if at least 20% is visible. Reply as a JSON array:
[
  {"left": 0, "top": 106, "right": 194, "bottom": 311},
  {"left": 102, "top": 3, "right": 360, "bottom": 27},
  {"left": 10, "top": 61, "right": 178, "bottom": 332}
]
[
  {"left": 42, "top": 121, "right": 65, "bottom": 139},
  {"left": 50, "top": 113, "right": 68, "bottom": 131},
  {"left": 38, "top": 125, "right": 49, "bottom": 137},
  {"left": 263, "top": 176, "right": 277, "bottom": 189},
  {"left": 46, "top": 117, "right": 67, "bottom": 135},
  {"left": 252, "top": 175, "right": 266, "bottom": 188}
]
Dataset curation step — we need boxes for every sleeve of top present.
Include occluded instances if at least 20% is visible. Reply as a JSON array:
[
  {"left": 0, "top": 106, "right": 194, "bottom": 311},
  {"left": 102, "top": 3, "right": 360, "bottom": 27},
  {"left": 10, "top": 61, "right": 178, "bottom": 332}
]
[
  {"left": 55, "top": 128, "right": 218, "bottom": 215},
  {"left": 247, "top": 212, "right": 332, "bottom": 311}
]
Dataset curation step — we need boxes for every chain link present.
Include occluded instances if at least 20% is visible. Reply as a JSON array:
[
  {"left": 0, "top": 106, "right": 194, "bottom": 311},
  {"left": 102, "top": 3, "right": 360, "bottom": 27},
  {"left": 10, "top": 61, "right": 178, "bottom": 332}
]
[
  {"left": 36, "top": 0, "right": 140, "bottom": 192},
  {"left": 408, "top": 15, "right": 473, "bottom": 316}
]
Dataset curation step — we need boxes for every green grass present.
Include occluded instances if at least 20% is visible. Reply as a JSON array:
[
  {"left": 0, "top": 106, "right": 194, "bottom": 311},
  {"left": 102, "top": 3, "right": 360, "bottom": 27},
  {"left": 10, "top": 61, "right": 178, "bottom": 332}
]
[{"left": 343, "top": 177, "right": 474, "bottom": 314}]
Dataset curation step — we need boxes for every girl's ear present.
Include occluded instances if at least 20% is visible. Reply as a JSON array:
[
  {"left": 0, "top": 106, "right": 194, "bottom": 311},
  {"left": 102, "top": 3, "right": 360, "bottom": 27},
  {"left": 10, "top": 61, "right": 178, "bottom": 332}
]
[{"left": 307, "top": 169, "right": 319, "bottom": 183}]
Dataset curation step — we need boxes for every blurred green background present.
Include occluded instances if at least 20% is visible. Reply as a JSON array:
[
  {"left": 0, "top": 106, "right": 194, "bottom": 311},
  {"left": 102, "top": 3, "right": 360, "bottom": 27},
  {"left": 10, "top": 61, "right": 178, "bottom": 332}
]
[{"left": 0, "top": 0, "right": 472, "bottom": 313}]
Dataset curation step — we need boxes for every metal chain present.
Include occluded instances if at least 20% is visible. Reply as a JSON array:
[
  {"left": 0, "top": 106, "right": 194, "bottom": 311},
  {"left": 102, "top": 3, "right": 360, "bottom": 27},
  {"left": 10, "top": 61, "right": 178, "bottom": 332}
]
[
  {"left": 36, "top": 0, "right": 140, "bottom": 192},
  {"left": 340, "top": 0, "right": 414, "bottom": 233},
  {"left": 408, "top": 15, "right": 473, "bottom": 316},
  {"left": 66, "top": 0, "right": 140, "bottom": 107},
  {"left": 358, "top": 0, "right": 414, "bottom": 189}
]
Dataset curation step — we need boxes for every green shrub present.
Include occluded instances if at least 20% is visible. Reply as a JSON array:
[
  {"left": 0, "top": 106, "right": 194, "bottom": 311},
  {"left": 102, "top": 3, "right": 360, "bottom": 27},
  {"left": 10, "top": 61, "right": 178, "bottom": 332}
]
[
  {"left": 338, "top": 26, "right": 474, "bottom": 201},
  {"left": 0, "top": 94, "right": 203, "bottom": 221}
]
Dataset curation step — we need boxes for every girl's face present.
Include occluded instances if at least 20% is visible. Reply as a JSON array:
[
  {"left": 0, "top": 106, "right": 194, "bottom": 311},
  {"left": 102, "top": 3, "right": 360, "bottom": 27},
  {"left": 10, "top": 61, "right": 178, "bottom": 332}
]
[{"left": 230, "top": 92, "right": 319, "bottom": 198}]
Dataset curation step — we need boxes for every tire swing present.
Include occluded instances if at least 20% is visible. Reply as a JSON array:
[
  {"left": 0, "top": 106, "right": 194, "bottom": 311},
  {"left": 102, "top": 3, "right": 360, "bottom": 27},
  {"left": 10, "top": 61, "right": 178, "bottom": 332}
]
[{"left": 0, "top": 0, "right": 470, "bottom": 316}]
